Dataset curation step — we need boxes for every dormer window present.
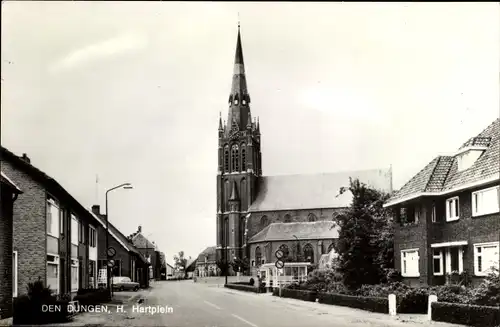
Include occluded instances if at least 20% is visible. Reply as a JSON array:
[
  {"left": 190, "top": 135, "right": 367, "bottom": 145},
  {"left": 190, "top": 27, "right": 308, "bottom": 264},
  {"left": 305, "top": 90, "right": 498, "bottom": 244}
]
[{"left": 456, "top": 137, "right": 490, "bottom": 172}]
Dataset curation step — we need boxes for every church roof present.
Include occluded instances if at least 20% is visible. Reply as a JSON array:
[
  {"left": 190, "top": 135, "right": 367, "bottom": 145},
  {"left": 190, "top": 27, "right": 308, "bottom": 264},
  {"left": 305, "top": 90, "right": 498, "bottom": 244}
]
[
  {"left": 249, "top": 168, "right": 393, "bottom": 212},
  {"left": 249, "top": 221, "right": 338, "bottom": 243}
]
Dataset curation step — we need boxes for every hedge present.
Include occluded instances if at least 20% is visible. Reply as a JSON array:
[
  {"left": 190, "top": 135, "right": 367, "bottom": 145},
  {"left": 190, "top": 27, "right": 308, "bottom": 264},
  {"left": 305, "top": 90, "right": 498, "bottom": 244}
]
[
  {"left": 275, "top": 289, "right": 318, "bottom": 302},
  {"left": 224, "top": 283, "right": 265, "bottom": 293},
  {"left": 317, "top": 292, "right": 388, "bottom": 313},
  {"left": 432, "top": 302, "right": 500, "bottom": 327}
]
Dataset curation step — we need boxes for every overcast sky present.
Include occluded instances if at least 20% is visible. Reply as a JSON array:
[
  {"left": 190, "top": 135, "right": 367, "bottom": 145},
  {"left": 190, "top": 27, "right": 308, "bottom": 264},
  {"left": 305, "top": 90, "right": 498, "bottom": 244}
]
[{"left": 1, "top": 2, "right": 499, "bottom": 264}]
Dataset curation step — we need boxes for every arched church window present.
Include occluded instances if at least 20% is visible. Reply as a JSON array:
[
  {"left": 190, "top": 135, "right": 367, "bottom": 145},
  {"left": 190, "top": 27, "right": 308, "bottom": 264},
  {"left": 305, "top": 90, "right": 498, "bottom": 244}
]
[
  {"left": 231, "top": 145, "right": 239, "bottom": 172},
  {"left": 284, "top": 214, "right": 291, "bottom": 223},
  {"left": 234, "top": 94, "right": 239, "bottom": 105},
  {"left": 279, "top": 244, "right": 289, "bottom": 259},
  {"left": 260, "top": 216, "right": 269, "bottom": 228},
  {"left": 224, "top": 145, "right": 230, "bottom": 173},
  {"left": 308, "top": 213, "right": 317, "bottom": 222},
  {"left": 303, "top": 243, "right": 314, "bottom": 263},
  {"left": 225, "top": 180, "right": 230, "bottom": 211},
  {"left": 242, "top": 99, "right": 246, "bottom": 105},
  {"left": 241, "top": 144, "right": 246, "bottom": 171},
  {"left": 255, "top": 247, "right": 262, "bottom": 266},
  {"left": 240, "top": 217, "right": 246, "bottom": 247}
]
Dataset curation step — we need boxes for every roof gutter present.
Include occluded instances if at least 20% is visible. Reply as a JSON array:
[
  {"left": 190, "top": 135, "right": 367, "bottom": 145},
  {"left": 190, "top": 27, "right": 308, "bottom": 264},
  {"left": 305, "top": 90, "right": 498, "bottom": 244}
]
[{"left": 383, "top": 173, "right": 500, "bottom": 208}]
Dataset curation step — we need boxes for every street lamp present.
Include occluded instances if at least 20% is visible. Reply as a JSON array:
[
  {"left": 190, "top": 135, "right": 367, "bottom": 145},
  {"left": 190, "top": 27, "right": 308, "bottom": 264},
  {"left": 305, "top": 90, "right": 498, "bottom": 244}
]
[{"left": 105, "top": 183, "right": 133, "bottom": 298}]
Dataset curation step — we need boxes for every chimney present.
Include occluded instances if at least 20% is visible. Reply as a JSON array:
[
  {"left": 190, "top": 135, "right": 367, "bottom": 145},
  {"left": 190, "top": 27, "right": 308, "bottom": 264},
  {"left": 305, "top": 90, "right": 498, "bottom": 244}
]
[
  {"left": 21, "top": 153, "right": 31, "bottom": 164},
  {"left": 91, "top": 205, "right": 100, "bottom": 215},
  {"left": 138, "top": 225, "right": 142, "bottom": 233}
]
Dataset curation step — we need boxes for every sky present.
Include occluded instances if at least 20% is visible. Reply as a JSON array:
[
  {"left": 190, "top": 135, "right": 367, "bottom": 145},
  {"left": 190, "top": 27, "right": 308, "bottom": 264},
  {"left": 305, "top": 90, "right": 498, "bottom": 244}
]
[{"left": 1, "top": 2, "right": 499, "bottom": 264}]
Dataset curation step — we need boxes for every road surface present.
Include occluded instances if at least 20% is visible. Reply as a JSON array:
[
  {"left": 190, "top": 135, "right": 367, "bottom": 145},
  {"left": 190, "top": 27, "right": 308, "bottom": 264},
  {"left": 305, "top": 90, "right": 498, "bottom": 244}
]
[{"left": 71, "top": 280, "right": 463, "bottom": 327}]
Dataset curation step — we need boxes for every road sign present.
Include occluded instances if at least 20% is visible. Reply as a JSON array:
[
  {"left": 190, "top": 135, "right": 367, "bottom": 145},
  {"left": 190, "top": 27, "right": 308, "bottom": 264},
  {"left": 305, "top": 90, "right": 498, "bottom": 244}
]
[
  {"left": 107, "top": 247, "right": 116, "bottom": 258},
  {"left": 107, "top": 259, "right": 115, "bottom": 267},
  {"left": 275, "top": 249, "right": 284, "bottom": 259},
  {"left": 275, "top": 260, "right": 284, "bottom": 269}
]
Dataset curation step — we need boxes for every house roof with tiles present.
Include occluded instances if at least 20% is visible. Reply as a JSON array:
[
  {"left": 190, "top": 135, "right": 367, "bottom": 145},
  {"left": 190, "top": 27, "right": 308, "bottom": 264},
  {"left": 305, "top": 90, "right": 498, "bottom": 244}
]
[
  {"left": 385, "top": 118, "right": 500, "bottom": 207},
  {"left": 196, "top": 246, "right": 217, "bottom": 263},
  {"left": 1, "top": 170, "right": 23, "bottom": 193},
  {"left": 248, "top": 168, "right": 393, "bottom": 212},
  {"left": 248, "top": 221, "right": 339, "bottom": 244},
  {"left": 1, "top": 146, "right": 101, "bottom": 224}
]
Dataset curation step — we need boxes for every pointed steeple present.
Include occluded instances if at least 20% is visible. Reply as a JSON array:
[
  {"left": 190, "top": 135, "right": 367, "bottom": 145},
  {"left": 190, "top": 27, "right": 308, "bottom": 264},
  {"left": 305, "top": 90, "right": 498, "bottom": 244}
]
[
  {"left": 218, "top": 112, "right": 223, "bottom": 131},
  {"left": 229, "top": 181, "right": 239, "bottom": 201},
  {"left": 227, "top": 22, "right": 251, "bottom": 132}
]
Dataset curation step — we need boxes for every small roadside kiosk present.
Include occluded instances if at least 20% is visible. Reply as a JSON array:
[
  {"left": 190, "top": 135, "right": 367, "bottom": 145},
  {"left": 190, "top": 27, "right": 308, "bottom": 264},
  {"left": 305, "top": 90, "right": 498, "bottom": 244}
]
[{"left": 258, "top": 262, "right": 311, "bottom": 291}]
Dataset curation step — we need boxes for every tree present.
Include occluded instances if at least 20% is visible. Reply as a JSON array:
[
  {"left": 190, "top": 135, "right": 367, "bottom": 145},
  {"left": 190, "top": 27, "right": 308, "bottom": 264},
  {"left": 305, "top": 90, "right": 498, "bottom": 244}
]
[
  {"left": 334, "top": 178, "right": 393, "bottom": 290},
  {"left": 216, "top": 259, "right": 229, "bottom": 276},
  {"left": 230, "top": 257, "right": 249, "bottom": 274},
  {"left": 173, "top": 251, "right": 188, "bottom": 278}
]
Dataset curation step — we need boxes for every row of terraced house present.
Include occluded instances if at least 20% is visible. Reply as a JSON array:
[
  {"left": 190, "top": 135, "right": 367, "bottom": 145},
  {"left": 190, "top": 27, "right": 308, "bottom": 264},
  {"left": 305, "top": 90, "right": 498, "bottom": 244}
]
[{"left": 0, "top": 146, "right": 164, "bottom": 319}]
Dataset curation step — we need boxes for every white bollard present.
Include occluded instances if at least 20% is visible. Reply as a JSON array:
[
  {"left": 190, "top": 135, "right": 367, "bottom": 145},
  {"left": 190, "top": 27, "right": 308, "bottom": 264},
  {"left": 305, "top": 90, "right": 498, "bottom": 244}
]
[
  {"left": 428, "top": 295, "right": 438, "bottom": 320},
  {"left": 388, "top": 294, "right": 397, "bottom": 316}
]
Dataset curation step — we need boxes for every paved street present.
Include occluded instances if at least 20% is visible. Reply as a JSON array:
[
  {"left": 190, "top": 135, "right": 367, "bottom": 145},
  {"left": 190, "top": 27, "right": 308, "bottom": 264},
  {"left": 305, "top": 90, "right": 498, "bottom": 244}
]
[{"left": 67, "top": 281, "right": 463, "bottom": 327}]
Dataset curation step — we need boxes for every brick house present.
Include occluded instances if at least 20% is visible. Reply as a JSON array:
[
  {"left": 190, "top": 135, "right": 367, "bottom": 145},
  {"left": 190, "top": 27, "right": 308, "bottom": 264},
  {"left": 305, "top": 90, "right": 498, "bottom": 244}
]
[
  {"left": 0, "top": 147, "right": 103, "bottom": 297},
  {"left": 0, "top": 171, "right": 22, "bottom": 319},
  {"left": 128, "top": 226, "right": 162, "bottom": 281},
  {"left": 90, "top": 205, "right": 149, "bottom": 288},
  {"left": 195, "top": 246, "right": 218, "bottom": 277},
  {"left": 384, "top": 118, "right": 499, "bottom": 287}
]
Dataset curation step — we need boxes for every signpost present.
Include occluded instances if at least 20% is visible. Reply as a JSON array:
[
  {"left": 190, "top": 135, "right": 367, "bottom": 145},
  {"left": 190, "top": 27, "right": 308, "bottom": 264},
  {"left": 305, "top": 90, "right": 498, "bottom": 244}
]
[
  {"left": 275, "top": 249, "right": 285, "bottom": 297},
  {"left": 107, "top": 247, "right": 116, "bottom": 258}
]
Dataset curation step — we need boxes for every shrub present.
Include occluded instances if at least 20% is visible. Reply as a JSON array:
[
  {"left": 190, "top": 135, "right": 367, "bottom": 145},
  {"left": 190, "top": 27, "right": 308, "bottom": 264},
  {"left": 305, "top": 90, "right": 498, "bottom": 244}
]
[
  {"left": 471, "top": 270, "right": 500, "bottom": 307},
  {"left": 432, "top": 302, "right": 500, "bottom": 327},
  {"left": 397, "top": 287, "right": 429, "bottom": 313},
  {"left": 429, "top": 284, "right": 473, "bottom": 305},
  {"left": 317, "top": 292, "right": 389, "bottom": 313},
  {"left": 249, "top": 278, "right": 255, "bottom": 286},
  {"left": 13, "top": 287, "right": 71, "bottom": 325}
]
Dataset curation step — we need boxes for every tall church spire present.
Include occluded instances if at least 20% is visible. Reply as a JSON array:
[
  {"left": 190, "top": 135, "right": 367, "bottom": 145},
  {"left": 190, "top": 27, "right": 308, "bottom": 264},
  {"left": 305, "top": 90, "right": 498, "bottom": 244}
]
[{"left": 227, "top": 22, "right": 251, "bottom": 132}]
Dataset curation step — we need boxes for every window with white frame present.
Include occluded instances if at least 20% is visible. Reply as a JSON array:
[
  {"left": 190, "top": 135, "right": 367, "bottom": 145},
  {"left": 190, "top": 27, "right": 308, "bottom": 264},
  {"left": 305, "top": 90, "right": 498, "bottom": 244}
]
[
  {"left": 472, "top": 186, "right": 500, "bottom": 217},
  {"left": 432, "top": 249, "right": 443, "bottom": 275},
  {"left": 13, "top": 251, "right": 18, "bottom": 297},
  {"left": 89, "top": 226, "right": 97, "bottom": 248},
  {"left": 445, "top": 247, "right": 463, "bottom": 274},
  {"left": 71, "top": 215, "right": 78, "bottom": 246},
  {"left": 474, "top": 242, "right": 499, "bottom": 276},
  {"left": 414, "top": 205, "right": 420, "bottom": 223},
  {"left": 47, "top": 254, "right": 59, "bottom": 294},
  {"left": 401, "top": 249, "right": 419, "bottom": 277},
  {"left": 431, "top": 203, "right": 437, "bottom": 223},
  {"left": 71, "top": 259, "right": 79, "bottom": 292},
  {"left": 446, "top": 197, "right": 460, "bottom": 221},
  {"left": 47, "top": 198, "right": 60, "bottom": 237}
]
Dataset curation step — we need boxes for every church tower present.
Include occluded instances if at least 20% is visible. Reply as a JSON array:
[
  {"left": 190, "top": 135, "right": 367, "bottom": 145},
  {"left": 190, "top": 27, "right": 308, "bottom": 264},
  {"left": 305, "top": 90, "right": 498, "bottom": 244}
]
[{"left": 216, "top": 24, "right": 262, "bottom": 266}]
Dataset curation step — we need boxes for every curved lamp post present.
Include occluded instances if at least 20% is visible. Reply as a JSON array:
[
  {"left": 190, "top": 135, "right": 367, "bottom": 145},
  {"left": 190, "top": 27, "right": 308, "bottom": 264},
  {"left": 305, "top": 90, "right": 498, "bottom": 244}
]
[{"left": 105, "top": 183, "right": 133, "bottom": 297}]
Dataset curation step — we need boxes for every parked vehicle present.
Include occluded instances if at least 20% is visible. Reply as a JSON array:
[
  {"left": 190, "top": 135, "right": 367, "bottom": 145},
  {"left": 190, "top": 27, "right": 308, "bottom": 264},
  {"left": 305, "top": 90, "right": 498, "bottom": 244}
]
[{"left": 111, "top": 277, "right": 140, "bottom": 291}]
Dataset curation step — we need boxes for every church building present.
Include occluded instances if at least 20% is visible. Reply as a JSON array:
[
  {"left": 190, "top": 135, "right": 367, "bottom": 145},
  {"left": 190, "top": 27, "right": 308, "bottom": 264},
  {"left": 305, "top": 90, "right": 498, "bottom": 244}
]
[{"left": 215, "top": 25, "right": 393, "bottom": 275}]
